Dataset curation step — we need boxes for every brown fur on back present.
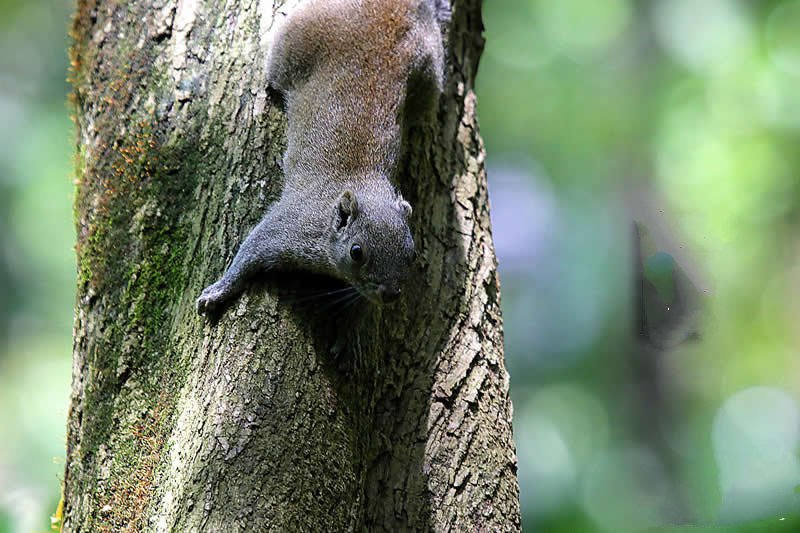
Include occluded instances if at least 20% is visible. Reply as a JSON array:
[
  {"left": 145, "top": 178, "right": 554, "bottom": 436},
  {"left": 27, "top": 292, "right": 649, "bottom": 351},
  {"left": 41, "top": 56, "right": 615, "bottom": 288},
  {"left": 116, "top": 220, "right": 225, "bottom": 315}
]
[{"left": 268, "top": 0, "right": 445, "bottom": 186}]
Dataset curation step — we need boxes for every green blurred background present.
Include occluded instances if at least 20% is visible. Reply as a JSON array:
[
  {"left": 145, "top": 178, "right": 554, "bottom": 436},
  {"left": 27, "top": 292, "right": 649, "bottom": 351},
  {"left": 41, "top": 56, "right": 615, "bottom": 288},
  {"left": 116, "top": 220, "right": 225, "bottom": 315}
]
[{"left": 1, "top": 0, "right": 799, "bottom": 531}]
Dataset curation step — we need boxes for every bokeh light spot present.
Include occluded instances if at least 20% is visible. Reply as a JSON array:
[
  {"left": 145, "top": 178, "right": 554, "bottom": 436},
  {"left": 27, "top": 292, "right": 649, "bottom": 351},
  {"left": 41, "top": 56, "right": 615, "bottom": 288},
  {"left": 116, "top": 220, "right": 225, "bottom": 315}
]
[
  {"left": 580, "top": 447, "right": 671, "bottom": 531},
  {"left": 713, "top": 387, "right": 800, "bottom": 523},
  {"left": 758, "top": 65, "right": 800, "bottom": 128},
  {"left": 652, "top": 0, "right": 753, "bottom": 73},
  {"left": 532, "top": 0, "right": 632, "bottom": 60},
  {"left": 765, "top": 1, "right": 800, "bottom": 76},
  {"left": 516, "top": 384, "right": 610, "bottom": 517},
  {"left": 516, "top": 414, "right": 576, "bottom": 516},
  {"left": 483, "top": 4, "right": 554, "bottom": 70}
]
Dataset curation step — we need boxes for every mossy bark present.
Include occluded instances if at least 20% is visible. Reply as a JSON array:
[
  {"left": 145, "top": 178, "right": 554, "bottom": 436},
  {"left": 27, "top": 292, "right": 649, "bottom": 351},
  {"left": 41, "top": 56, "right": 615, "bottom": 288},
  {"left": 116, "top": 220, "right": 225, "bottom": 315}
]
[{"left": 63, "top": 0, "right": 520, "bottom": 531}]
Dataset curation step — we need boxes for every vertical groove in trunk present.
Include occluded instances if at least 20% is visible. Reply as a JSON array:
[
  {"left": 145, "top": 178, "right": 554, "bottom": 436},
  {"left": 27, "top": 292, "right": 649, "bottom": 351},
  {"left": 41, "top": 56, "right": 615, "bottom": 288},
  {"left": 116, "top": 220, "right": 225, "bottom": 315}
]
[{"left": 63, "top": 0, "right": 520, "bottom": 531}]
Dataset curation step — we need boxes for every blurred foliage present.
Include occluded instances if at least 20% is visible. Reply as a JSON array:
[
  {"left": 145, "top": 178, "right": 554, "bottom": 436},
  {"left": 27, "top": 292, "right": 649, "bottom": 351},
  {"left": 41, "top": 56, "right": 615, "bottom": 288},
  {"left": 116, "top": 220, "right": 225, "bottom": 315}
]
[
  {"left": 479, "top": 0, "right": 800, "bottom": 530},
  {"left": 0, "top": 0, "right": 74, "bottom": 531},
  {"left": 1, "top": 0, "right": 799, "bottom": 532}
]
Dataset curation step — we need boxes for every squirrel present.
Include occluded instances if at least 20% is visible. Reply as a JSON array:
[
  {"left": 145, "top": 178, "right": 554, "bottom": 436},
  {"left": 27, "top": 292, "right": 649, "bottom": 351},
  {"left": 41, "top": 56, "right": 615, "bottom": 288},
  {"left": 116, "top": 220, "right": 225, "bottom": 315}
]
[{"left": 197, "top": 0, "right": 450, "bottom": 314}]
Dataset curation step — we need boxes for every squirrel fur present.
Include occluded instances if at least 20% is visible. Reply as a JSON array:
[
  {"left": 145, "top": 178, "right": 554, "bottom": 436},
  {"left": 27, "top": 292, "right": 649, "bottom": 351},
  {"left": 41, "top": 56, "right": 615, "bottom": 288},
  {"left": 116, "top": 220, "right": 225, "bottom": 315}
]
[{"left": 197, "top": 0, "right": 449, "bottom": 313}]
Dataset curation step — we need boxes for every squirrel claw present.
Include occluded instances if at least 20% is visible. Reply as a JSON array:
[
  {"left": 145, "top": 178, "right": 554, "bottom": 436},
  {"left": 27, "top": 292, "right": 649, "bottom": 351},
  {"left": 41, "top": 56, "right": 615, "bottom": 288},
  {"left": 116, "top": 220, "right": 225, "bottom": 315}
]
[{"left": 196, "top": 283, "right": 226, "bottom": 315}]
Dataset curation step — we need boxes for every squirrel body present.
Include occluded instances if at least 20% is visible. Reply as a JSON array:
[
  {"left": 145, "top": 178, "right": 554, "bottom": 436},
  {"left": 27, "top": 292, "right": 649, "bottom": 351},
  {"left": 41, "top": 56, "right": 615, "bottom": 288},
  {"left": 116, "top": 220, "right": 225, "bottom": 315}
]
[{"left": 197, "top": 0, "right": 448, "bottom": 313}]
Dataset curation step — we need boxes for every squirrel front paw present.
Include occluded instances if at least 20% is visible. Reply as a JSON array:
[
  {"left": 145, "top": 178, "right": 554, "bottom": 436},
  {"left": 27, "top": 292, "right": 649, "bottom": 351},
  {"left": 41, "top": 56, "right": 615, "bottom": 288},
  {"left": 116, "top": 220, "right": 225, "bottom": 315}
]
[{"left": 196, "top": 282, "right": 229, "bottom": 315}]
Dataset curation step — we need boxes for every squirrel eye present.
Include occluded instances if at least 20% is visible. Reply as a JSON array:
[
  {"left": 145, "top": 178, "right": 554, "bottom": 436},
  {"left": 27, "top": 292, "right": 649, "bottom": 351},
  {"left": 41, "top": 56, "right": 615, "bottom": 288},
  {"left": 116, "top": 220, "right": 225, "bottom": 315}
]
[{"left": 350, "top": 244, "right": 364, "bottom": 263}]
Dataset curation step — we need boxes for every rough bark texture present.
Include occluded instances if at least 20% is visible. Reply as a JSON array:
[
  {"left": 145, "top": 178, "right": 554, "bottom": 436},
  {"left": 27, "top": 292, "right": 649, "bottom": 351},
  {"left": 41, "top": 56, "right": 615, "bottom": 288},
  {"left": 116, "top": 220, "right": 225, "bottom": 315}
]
[{"left": 63, "top": 0, "right": 520, "bottom": 531}]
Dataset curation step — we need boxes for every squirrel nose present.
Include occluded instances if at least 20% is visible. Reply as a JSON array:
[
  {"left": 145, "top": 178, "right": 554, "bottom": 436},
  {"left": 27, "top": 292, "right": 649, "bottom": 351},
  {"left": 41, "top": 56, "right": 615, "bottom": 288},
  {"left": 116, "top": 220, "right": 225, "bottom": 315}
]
[{"left": 379, "top": 286, "right": 401, "bottom": 303}]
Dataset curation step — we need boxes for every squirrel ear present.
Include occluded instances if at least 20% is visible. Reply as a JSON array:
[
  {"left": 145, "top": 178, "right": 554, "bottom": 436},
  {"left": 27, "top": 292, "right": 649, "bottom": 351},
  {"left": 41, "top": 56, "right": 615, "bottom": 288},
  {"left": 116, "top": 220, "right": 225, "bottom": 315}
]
[
  {"left": 335, "top": 190, "right": 359, "bottom": 230},
  {"left": 399, "top": 199, "right": 412, "bottom": 218}
]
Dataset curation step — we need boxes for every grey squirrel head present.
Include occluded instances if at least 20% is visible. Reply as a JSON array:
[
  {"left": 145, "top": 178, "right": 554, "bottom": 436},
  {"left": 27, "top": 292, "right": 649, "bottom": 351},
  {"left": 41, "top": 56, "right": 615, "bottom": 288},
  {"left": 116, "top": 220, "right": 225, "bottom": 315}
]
[{"left": 329, "top": 188, "right": 414, "bottom": 305}]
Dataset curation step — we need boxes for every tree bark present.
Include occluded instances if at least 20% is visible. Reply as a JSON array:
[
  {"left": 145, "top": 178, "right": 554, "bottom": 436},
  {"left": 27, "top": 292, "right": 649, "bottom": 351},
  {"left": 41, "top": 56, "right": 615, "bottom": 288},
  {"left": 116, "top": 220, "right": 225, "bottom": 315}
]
[{"left": 63, "top": 0, "right": 519, "bottom": 531}]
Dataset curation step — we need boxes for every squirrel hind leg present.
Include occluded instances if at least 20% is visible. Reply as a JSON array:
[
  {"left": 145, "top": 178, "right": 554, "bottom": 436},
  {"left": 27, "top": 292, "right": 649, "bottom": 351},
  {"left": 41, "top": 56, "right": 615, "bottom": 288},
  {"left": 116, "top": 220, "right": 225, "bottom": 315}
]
[
  {"left": 265, "top": 7, "right": 322, "bottom": 94},
  {"left": 404, "top": 64, "right": 442, "bottom": 126},
  {"left": 265, "top": 84, "right": 286, "bottom": 112}
]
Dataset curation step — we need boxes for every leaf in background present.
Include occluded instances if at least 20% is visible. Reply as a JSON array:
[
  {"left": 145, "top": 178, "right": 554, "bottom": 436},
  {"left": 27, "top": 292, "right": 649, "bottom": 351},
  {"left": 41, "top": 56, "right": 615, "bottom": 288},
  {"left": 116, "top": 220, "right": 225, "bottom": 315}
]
[{"left": 629, "top": 185, "right": 708, "bottom": 350}]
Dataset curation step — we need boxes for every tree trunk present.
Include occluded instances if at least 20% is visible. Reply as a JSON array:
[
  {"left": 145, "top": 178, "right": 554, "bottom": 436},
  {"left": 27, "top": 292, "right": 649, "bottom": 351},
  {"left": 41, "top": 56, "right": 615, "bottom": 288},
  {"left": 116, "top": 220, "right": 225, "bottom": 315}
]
[{"left": 63, "top": 0, "right": 519, "bottom": 531}]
